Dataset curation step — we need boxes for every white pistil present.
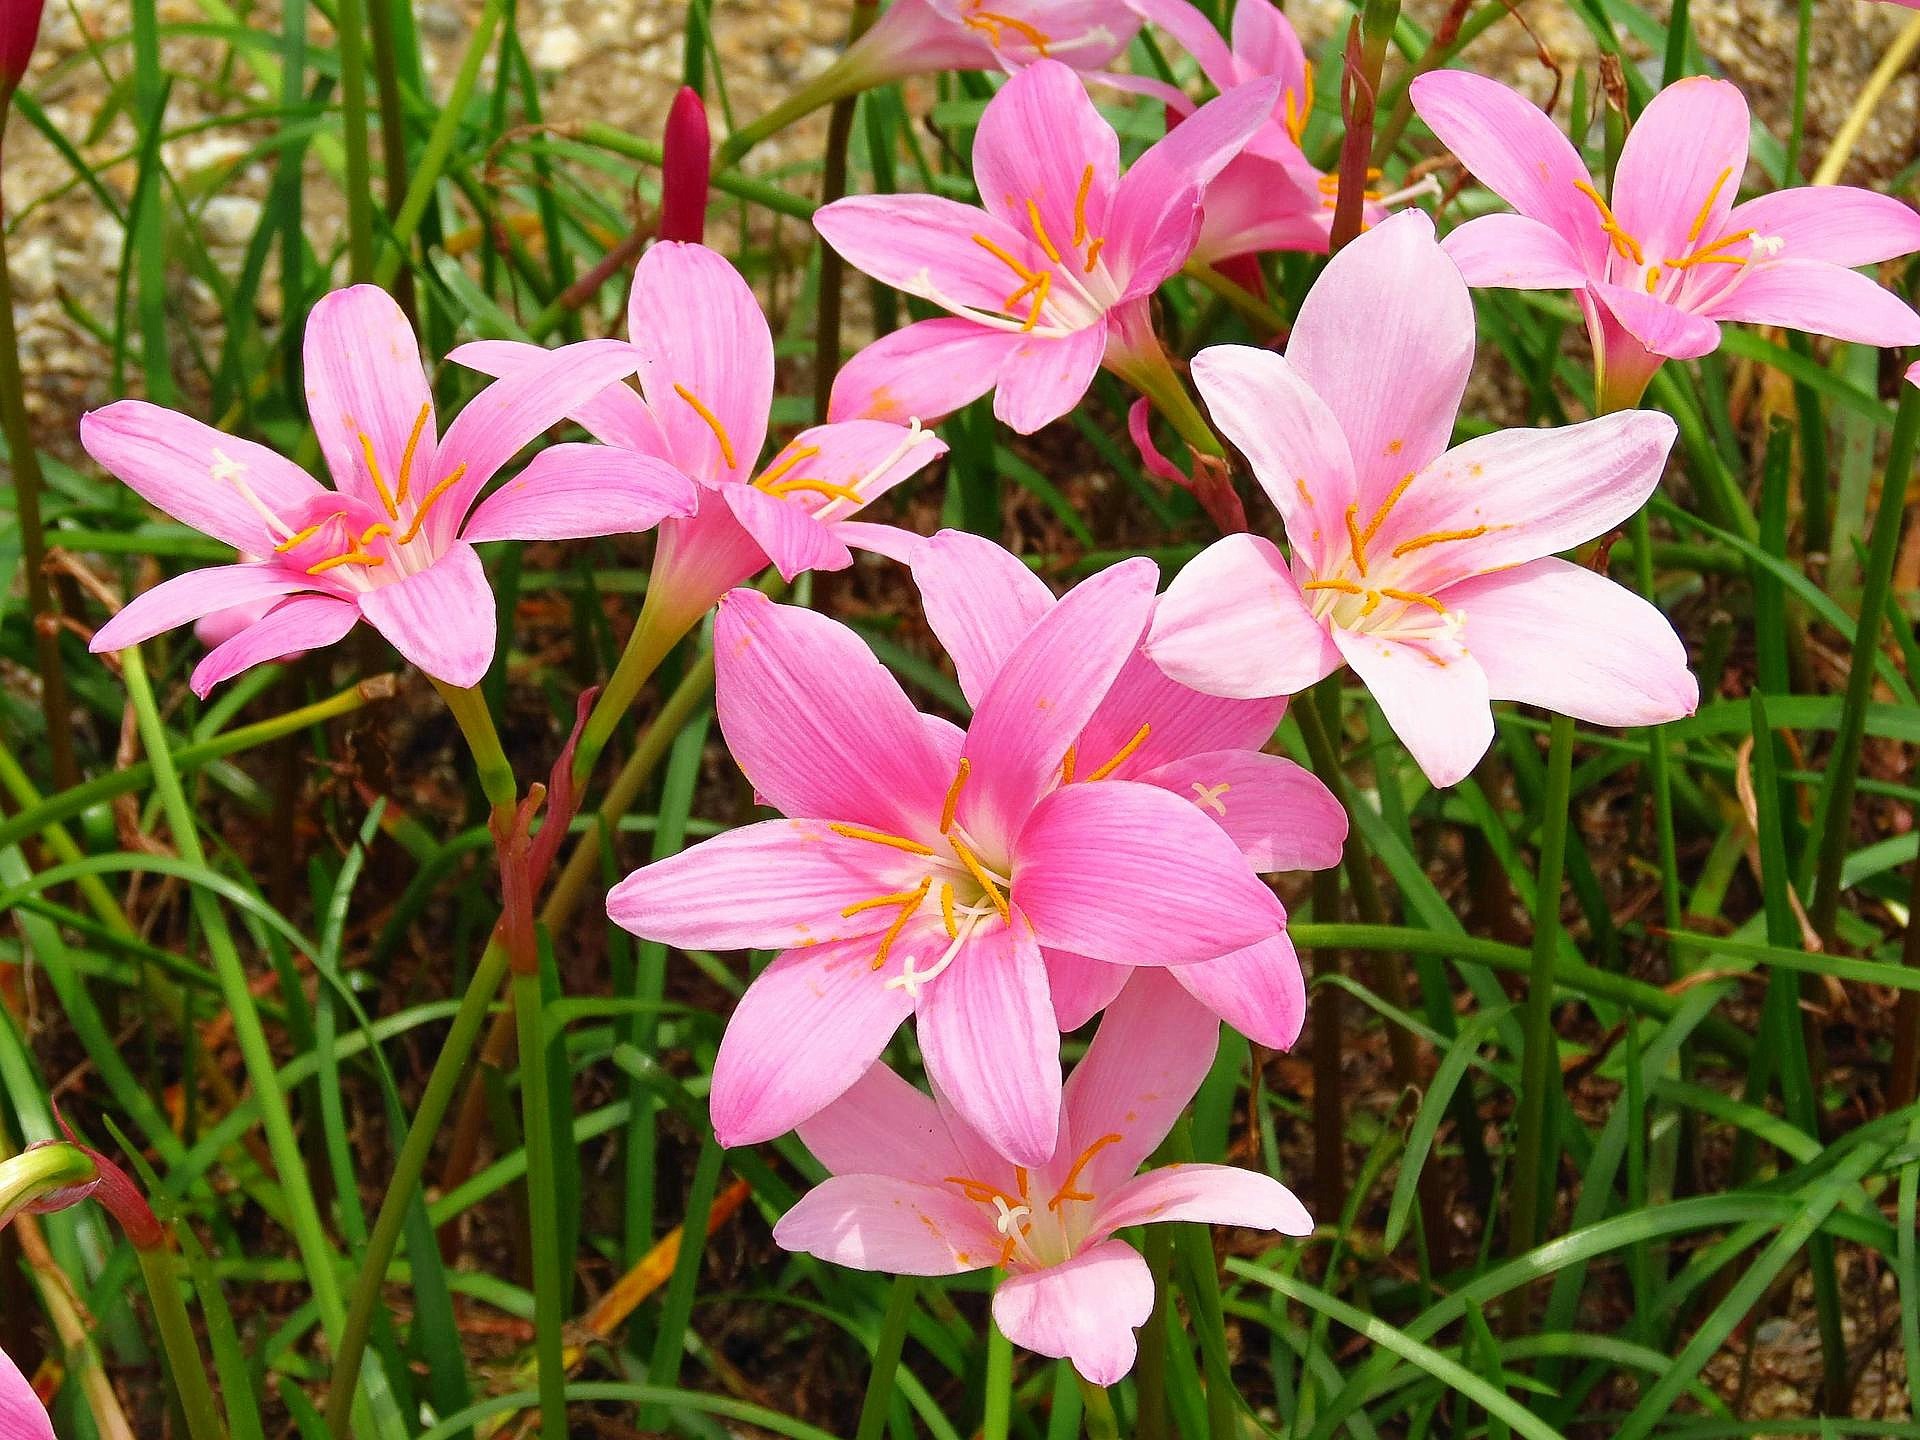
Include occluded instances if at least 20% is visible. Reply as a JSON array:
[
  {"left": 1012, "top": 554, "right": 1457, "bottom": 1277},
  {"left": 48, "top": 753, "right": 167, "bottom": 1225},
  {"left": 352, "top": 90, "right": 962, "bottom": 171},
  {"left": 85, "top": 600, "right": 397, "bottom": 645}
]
[
  {"left": 992, "top": 1195, "right": 1032, "bottom": 1235},
  {"left": 211, "top": 449, "right": 296, "bottom": 540},
  {"left": 809, "top": 418, "right": 938, "bottom": 523},
  {"left": 885, "top": 900, "right": 997, "bottom": 997}
]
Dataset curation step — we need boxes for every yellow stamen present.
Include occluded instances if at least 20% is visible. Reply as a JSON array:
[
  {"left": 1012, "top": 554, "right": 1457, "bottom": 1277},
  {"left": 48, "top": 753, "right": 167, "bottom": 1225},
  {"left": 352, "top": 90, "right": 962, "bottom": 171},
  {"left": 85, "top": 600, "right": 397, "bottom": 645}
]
[
  {"left": 1303, "top": 578, "right": 1364, "bottom": 595},
  {"left": 1006, "top": 270, "right": 1050, "bottom": 331},
  {"left": 357, "top": 432, "right": 400, "bottom": 519},
  {"left": 397, "top": 463, "right": 468, "bottom": 544},
  {"left": 1072, "top": 164, "right": 1094, "bottom": 246},
  {"left": 1359, "top": 590, "right": 1382, "bottom": 617},
  {"left": 940, "top": 881, "right": 959, "bottom": 940},
  {"left": 1283, "top": 64, "right": 1315, "bottom": 146},
  {"left": 1686, "top": 167, "right": 1733, "bottom": 245},
  {"left": 950, "top": 837, "right": 1010, "bottom": 922},
  {"left": 1295, "top": 477, "right": 1314, "bottom": 508},
  {"left": 1344, "top": 504, "right": 1370, "bottom": 576},
  {"left": 674, "top": 384, "right": 738, "bottom": 470},
  {"left": 1644, "top": 266, "right": 1661, "bottom": 293},
  {"left": 843, "top": 887, "right": 932, "bottom": 918},
  {"left": 940, "top": 759, "right": 971, "bottom": 834},
  {"left": 1082, "top": 237, "right": 1105, "bottom": 273},
  {"left": 754, "top": 444, "right": 820, "bottom": 491},
  {"left": 306, "top": 550, "right": 383, "bottom": 575},
  {"left": 396, "top": 402, "right": 432, "bottom": 506},
  {"left": 869, "top": 876, "right": 932, "bottom": 970},
  {"left": 767, "top": 478, "right": 865, "bottom": 504},
  {"left": 358, "top": 522, "right": 392, "bottom": 546},
  {"left": 945, "top": 1176, "right": 1023, "bottom": 1207},
  {"left": 963, "top": 8, "right": 1050, "bottom": 53},
  {"left": 1082, "top": 723, "right": 1150, "bottom": 783},
  {"left": 1359, "top": 471, "right": 1416, "bottom": 547},
  {"left": 1664, "top": 228, "right": 1755, "bottom": 270},
  {"left": 973, "top": 232, "right": 1039, "bottom": 280},
  {"left": 1059, "top": 746, "right": 1077, "bottom": 785},
  {"left": 273, "top": 512, "right": 343, "bottom": 554},
  {"left": 1389, "top": 525, "right": 1488, "bottom": 558},
  {"left": 1571, "top": 179, "right": 1644, "bottom": 265},
  {"left": 1380, "top": 587, "right": 1447, "bottom": 614},
  {"left": 829, "top": 824, "right": 936, "bottom": 857},
  {"left": 1048, "top": 1132, "right": 1124, "bottom": 1209},
  {"left": 1025, "top": 199, "right": 1063, "bottom": 264}
]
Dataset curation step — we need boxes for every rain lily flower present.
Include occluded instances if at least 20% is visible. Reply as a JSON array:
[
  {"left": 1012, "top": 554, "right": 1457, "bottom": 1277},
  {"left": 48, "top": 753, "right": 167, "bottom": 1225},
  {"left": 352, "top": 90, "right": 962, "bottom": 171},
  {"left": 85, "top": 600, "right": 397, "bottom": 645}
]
[
  {"left": 84, "top": 286, "right": 692, "bottom": 696},
  {"left": 909, "top": 528, "right": 1345, "bottom": 1044},
  {"left": 1146, "top": 211, "right": 1698, "bottom": 787},
  {"left": 606, "top": 572, "right": 1289, "bottom": 1165},
  {"left": 774, "top": 970, "right": 1312, "bottom": 1384},
  {"left": 455, "top": 242, "right": 947, "bottom": 662},
  {"left": 718, "top": 0, "right": 1144, "bottom": 163},
  {"left": 0, "top": 1347, "right": 53, "bottom": 1440},
  {"left": 1411, "top": 71, "right": 1920, "bottom": 411},
  {"left": 816, "top": 59, "right": 1278, "bottom": 434}
]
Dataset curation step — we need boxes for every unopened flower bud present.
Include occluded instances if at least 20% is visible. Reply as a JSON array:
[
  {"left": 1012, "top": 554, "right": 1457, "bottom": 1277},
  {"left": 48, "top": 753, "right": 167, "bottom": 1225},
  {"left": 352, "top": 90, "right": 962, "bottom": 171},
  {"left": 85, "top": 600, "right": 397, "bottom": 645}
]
[{"left": 659, "top": 86, "right": 711, "bottom": 243}]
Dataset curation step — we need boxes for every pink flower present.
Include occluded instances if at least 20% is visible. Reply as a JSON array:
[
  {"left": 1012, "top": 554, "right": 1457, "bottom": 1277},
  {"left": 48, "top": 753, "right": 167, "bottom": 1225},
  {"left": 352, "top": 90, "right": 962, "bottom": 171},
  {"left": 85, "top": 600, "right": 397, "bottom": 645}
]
[
  {"left": 455, "top": 243, "right": 946, "bottom": 648},
  {"left": 1146, "top": 211, "right": 1698, "bottom": 787},
  {"left": 1411, "top": 71, "right": 1920, "bottom": 410},
  {"left": 773, "top": 971, "right": 1312, "bottom": 1384},
  {"left": 815, "top": 60, "right": 1277, "bottom": 433},
  {"left": 84, "top": 286, "right": 692, "bottom": 696},
  {"left": 0, "top": 1346, "right": 53, "bottom": 1440},
  {"left": 909, "top": 528, "right": 1345, "bottom": 1046},
  {"left": 606, "top": 573, "right": 1289, "bottom": 1165}
]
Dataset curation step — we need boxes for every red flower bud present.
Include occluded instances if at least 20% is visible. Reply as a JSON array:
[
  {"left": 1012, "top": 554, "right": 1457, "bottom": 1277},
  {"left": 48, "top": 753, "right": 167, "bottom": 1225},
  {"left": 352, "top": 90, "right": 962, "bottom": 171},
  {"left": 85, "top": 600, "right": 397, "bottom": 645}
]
[
  {"left": 0, "top": 0, "right": 46, "bottom": 95},
  {"left": 659, "top": 85, "right": 711, "bottom": 243}
]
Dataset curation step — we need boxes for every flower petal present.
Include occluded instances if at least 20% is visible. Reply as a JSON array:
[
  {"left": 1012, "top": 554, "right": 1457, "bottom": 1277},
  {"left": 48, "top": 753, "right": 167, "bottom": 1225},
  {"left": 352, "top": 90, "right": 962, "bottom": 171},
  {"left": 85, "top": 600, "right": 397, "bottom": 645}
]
[
  {"left": 91, "top": 564, "right": 310, "bottom": 652},
  {"left": 773, "top": 419, "right": 949, "bottom": 516},
  {"left": 459, "top": 445, "right": 696, "bottom": 542},
  {"left": 1726, "top": 186, "right": 1920, "bottom": 268},
  {"left": 1591, "top": 281, "right": 1723, "bottom": 361},
  {"left": 910, "top": 528, "right": 1057, "bottom": 707},
  {"left": 714, "top": 589, "right": 952, "bottom": 837},
  {"left": 992, "top": 322, "right": 1109, "bottom": 434},
  {"left": 79, "top": 401, "right": 326, "bottom": 554},
  {"left": 795, "top": 1060, "right": 973, "bottom": 1183},
  {"left": 1044, "top": 948, "right": 1132, "bottom": 1030},
  {"left": 1283, "top": 209, "right": 1475, "bottom": 509},
  {"left": 1612, "top": 76, "right": 1750, "bottom": 268},
  {"left": 959, "top": 557, "right": 1158, "bottom": 857},
  {"left": 1444, "top": 556, "right": 1698, "bottom": 726},
  {"left": 1230, "top": 0, "right": 1308, "bottom": 88},
  {"left": 972, "top": 59, "right": 1119, "bottom": 262},
  {"left": 1076, "top": 642, "right": 1286, "bottom": 782},
  {"left": 816, "top": 194, "right": 1056, "bottom": 316},
  {"left": 992, "top": 1239, "right": 1154, "bottom": 1385},
  {"left": 828, "top": 317, "right": 1020, "bottom": 427},
  {"left": 605, "top": 819, "right": 932, "bottom": 951},
  {"left": 1332, "top": 626, "right": 1492, "bottom": 787},
  {"left": 1166, "top": 932, "right": 1305, "bottom": 1048},
  {"left": 720, "top": 485, "right": 854, "bottom": 582},
  {"left": 628, "top": 241, "right": 773, "bottom": 484},
  {"left": 189, "top": 594, "right": 359, "bottom": 697},
  {"left": 1124, "top": 0, "right": 1234, "bottom": 87},
  {"left": 1441, "top": 212, "right": 1589, "bottom": 289},
  {"left": 710, "top": 926, "right": 930, "bottom": 1146},
  {"left": 1091, "top": 1163, "right": 1312, "bottom": 1239},
  {"left": 835, "top": 519, "right": 925, "bottom": 563},
  {"left": 1134, "top": 750, "right": 1345, "bottom": 872},
  {"left": 302, "top": 285, "right": 438, "bottom": 513},
  {"left": 0, "top": 1346, "right": 56, "bottom": 1440},
  {"left": 918, "top": 916, "right": 1062, "bottom": 1166},
  {"left": 451, "top": 339, "right": 673, "bottom": 458},
  {"left": 773, "top": 1173, "right": 997, "bottom": 1274},
  {"left": 1706, "top": 259, "right": 1920, "bottom": 348},
  {"left": 356, "top": 539, "right": 497, "bottom": 688},
  {"left": 1146, "top": 534, "right": 1342, "bottom": 700},
  {"left": 1015, "top": 780, "right": 1286, "bottom": 964}
]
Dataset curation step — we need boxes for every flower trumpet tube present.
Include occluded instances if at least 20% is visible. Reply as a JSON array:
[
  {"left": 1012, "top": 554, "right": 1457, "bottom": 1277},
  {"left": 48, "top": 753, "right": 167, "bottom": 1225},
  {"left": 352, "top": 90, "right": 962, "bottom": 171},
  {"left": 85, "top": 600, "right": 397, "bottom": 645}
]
[
  {"left": 1147, "top": 211, "right": 1699, "bottom": 787},
  {"left": 84, "top": 285, "right": 695, "bottom": 695},
  {"left": 772, "top": 971, "right": 1312, "bottom": 1384},
  {"left": 1410, "top": 70, "right": 1920, "bottom": 411},
  {"left": 815, "top": 60, "right": 1279, "bottom": 434},
  {"left": 607, "top": 567, "right": 1289, "bottom": 1166}
]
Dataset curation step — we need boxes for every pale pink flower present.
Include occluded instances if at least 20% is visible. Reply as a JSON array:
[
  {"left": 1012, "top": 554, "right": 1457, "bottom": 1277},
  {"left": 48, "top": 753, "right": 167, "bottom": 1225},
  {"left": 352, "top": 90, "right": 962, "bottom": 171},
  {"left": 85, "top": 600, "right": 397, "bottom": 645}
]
[
  {"left": 606, "top": 573, "right": 1289, "bottom": 1165},
  {"left": 0, "top": 1346, "right": 53, "bottom": 1440},
  {"left": 455, "top": 242, "right": 946, "bottom": 648},
  {"left": 84, "top": 286, "right": 691, "bottom": 696},
  {"left": 909, "top": 528, "right": 1344, "bottom": 1046},
  {"left": 773, "top": 971, "right": 1312, "bottom": 1384},
  {"left": 1411, "top": 71, "right": 1920, "bottom": 410},
  {"left": 1146, "top": 211, "right": 1697, "bottom": 787},
  {"left": 816, "top": 60, "right": 1277, "bottom": 433}
]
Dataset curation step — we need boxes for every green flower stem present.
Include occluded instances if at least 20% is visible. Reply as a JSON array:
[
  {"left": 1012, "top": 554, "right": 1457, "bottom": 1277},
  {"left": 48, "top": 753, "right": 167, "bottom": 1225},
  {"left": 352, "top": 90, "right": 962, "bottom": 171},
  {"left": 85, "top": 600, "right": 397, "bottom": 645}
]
[
  {"left": 815, "top": 2, "right": 880, "bottom": 422},
  {"left": 853, "top": 1277, "right": 918, "bottom": 1440},
  {"left": 136, "top": 1245, "right": 231, "bottom": 1440},
  {"left": 716, "top": 58, "right": 873, "bottom": 167},
  {"left": 982, "top": 1319, "right": 1014, "bottom": 1440},
  {"left": 513, "top": 967, "right": 569, "bottom": 1440},
  {"left": 333, "top": 0, "right": 375, "bottom": 279},
  {"left": 1133, "top": 1227, "right": 1174, "bottom": 1440},
  {"left": 1181, "top": 260, "right": 1290, "bottom": 338},
  {"left": 571, "top": 583, "right": 705, "bottom": 788},
  {"left": 432, "top": 679, "right": 518, "bottom": 813},
  {"left": 1078, "top": 1378, "right": 1121, "bottom": 1440},
  {"left": 1117, "top": 349, "right": 1225, "bottom": 461},
  {"left": 1809, "top": 381, "right": 1920, "bottom": 945},
  {"left": 0, "top": 1144, "right": 98, "bottom": 1230}
]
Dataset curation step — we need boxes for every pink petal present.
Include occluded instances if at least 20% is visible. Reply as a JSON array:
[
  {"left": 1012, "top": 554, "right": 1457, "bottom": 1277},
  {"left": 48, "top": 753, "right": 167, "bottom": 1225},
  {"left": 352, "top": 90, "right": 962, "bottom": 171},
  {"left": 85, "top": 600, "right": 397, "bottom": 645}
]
[
  {"left": 834, "top": 520, "right": 925, "bottom": 563},
  {"left": 0, "top": 1346, "right": 55, "bottom": 1440},
  {"left": 720, "top": 485, "right": 854, "bottom": 581},
  {"left": 1124, "top": 0, "right": 1234, "bottom": 86},
  {"left": 302, "top": 285, "right": 438, "bottom": 513},
  {"left": 773, "top": 1173, "right": 998, "bottom": 1274},
  {"left": 959, "top": 558, "right": 1158, "bottom": 857},
  {"left": 91, "top": 564, "right": 309, "bottom": 652},
  {"left": 709, "top": 924, "right": 931, "bottom": 1146},
  {"left": 827, "top": 317, "right": 1020, "bottom": 426},
  {"left": 1612, "top": 77, "right": 1750, "bottom": 268},
  {"left": 1284, "top": 210, "right": 1474, "bottom": 511},
  {"left": 1190, "top": 343, "right": 1357, "bottom": 564},
  {"left": 1076, "top": 642, "right": 1286, "bottom": 781},
  {"left": 775, "top": 419, "right": 949, "bottom": 514},
  {"left": 795, "top": 1061, "right": 972, "bottom": 1183},
  {"left": 1056, "top": 969, "right": 1219, "bottom": 1192},
  {"left": 816, "top": 194, "right": 1055, "bottom": 317},
  {"left": 973, "top": 60, "right": 1119, "bottom": 264},
  {"left": 910, "top": 528, "right": 1057, "bottom": 707},
  {"left": 992, "top": 1239, "right": 1154, "bottom": 1384},
  {"left": 1726, "top": 186, "right": 1920, "bottom": 268},
  {"left": 1408, "top": 70, "right": 1608, "bottom": 270},
  {"left": 994, "top": 322, "right": 1109, "bottom": 434},
  {"left": 1331, "top": 626, "right": 1492, "bottom": 787},
  {"left": 1441, "top": 213, "right": 1589, "bottom": 289},
  {"left": 356, "top": 540, "right": 496, "bottom": 688},
  {"left": 646, "top": 505, "right": 771, "bottom": 631},
  {"left": 1229, "top": 0, "right": 1308, "bottom": 87},
  {"left": 459, "top": 445, "right": 696, "bottom": 542},
  {"left": 628, "top": 242, "right": 773, "bottom": 484},
  {"left": 1091, "top": 1163, "right": 1312, "bottom": 1240},
  {"left": 1192, "top": 153, "right": 1332, "bottom": 263},
  {"left": 1015, "top": 780, "right": 1286, "bottom": 964},
  {"left": 1444, "top": 556, "right": 1698, "bottom": 726},
  {"left": 1374, "top": 408, "right": 1679, "bottom": 592},
  {"left": 189, "top": 594, "right": 359, "bottom": 697},
  {"left": 1707, "top": 259, "right": 1920, "bottom": 348},
  {"left": 1590, "top": 281, "right": 1723, "bottom": 361},
  {"left": 452, "top": 339, "right": 672, "bottom": 458},
  {"left": 604, "top": 819, "right": 931, "bottom": 951},
  {"left": 917, "top": 916, "right": 1062, "bottom": 1166},
  {"left": 1146, "top": 534, "right": 1342, "bottom": 699},
  {"left": 1167, "top": 932, "right": 1305, "bottom": 1049},
  {"left": 79, "top": 401, "right": 326, "bottom": 554},
  {"left": 1135, "top": 750, "right": 1345, "bottom": 872},
  {"left": 924, "top": 0, "right": 1144, "bottom": 71},
  {"left": 713, "top": 590, "right": 952, "bottom": 838},
  {"left": 1044, "top": 948, "right": 1132, "bottom": 1030}
]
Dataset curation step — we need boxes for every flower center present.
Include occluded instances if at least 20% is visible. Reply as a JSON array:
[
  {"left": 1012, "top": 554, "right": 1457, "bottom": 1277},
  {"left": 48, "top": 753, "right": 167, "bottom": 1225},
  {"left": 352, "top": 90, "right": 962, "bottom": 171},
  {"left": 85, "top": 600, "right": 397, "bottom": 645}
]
[
  {"left": 943, "top": 1132, "right": 1124, "bottom": 1270},
  {"left": 1295, "top": 472, "right": 1498, "bottom": 638},
  {"left": 1570, "top": 169, "right": 1764, "bottom": 306},
  {"left": 961, "top": 3, "right": 1051, "bottom": 56},
  {"left": 962, "top": 165, "right": 1113, "bottom": 335},
  {"left": 749, "top": 419, "right": 936, "bottom": 523}
]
